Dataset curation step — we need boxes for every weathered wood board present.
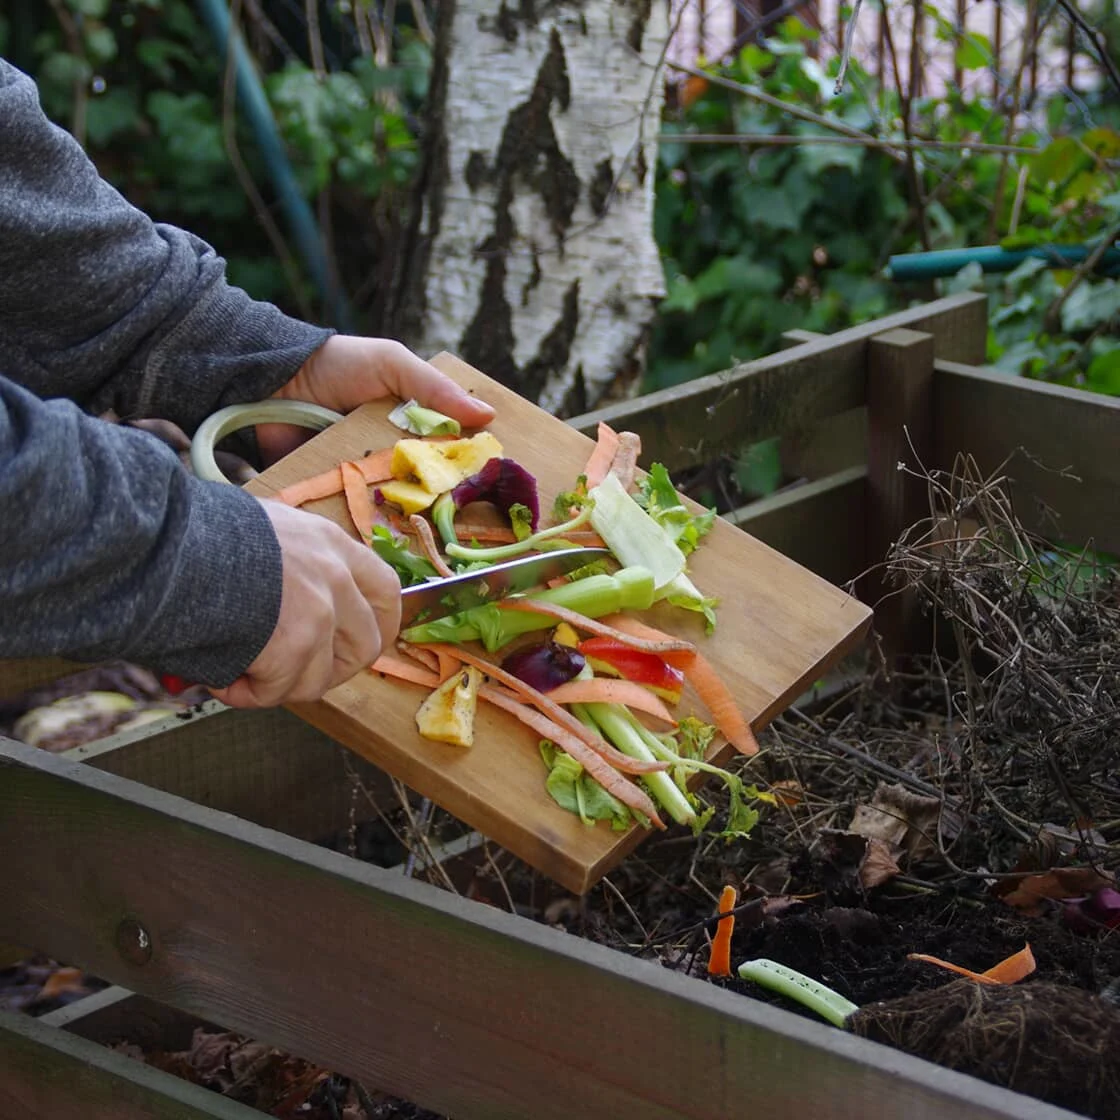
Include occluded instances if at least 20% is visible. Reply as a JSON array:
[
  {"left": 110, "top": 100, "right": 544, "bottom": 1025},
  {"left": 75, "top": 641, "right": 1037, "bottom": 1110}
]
[{"left": 245, "top": 353, "right": 872, "bottom": 893}]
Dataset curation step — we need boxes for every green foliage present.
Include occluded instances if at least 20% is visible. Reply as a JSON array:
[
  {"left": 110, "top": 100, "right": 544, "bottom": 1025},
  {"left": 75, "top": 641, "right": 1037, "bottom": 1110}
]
[
  {"left": 648, "top": 18, "right": 1120, "bottom": 505},
  {"left": 15, "top": 0, "right": 428, "bottom": 323},
  {"left": 649, "top": 20, "right": 906, "bottom": 393}
]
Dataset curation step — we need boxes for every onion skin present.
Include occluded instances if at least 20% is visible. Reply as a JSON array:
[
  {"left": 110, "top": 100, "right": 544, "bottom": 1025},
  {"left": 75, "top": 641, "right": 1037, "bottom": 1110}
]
[{"left": 500, "top": 641, "right": 586, "bottom": 693}]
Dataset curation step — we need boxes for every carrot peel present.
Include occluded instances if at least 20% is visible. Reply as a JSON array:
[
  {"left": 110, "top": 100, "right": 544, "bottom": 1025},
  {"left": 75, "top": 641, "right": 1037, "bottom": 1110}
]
[
  {"left": 906, "top": 943, "right": 1036, "bottom": 985},
  {"left": 341, "top": 461, "right": 374, "bottom": 542},
  {"left": 708, "top": 884, "right": 738, "bottom": 977}
]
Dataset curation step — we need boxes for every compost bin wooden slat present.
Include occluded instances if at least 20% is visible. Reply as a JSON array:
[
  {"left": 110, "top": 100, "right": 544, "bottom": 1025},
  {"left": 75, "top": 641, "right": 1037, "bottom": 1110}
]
[
  {"left": 935, "top": 360, "right": 1120, "bottom": 556},
  {"left": 565, "top": 292, "right": 987, "bottom": 473},
  {"left": 0, "top": 657, "right": 84, "bottom": 700},
  {"left": 0, "top": 738, "right": 1079, "bottom": 1120},
  {"left": 0, "top": 1009, "right": 262, "bottom": 1120},
  {"left": 728, "top": 465, "right": 868, "bottom": 587},
  {"left": 63, "top": 704, "right": 392, "bottom": 845}
]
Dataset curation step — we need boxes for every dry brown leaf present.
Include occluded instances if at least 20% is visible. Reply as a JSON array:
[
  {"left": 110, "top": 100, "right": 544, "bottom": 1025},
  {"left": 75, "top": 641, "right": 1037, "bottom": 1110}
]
[
  {"left": 994, "top": 867, "right": 1116, "bottom": 915},
  {"left": 810, "top": 829, "right": 902, "bottom": 892},
  {"left": 849, "top": 781, "right": 943, "bottom": 862},
  {"left": 859, "top": 837, "right": 902, "bottom": 889}
]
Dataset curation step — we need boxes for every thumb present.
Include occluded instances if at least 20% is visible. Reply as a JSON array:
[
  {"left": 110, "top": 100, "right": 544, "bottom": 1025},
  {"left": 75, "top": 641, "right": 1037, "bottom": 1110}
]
[{"left": 209, "top": 676, "right": 267, "bottom": 710}]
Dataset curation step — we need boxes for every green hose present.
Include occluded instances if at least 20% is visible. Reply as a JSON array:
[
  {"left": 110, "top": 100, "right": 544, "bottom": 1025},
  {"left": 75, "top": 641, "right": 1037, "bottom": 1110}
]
[
  {"left": 192, "top": 0, "right": 354, "bottom": 329},
  {"left": 886, "top": 244, "right": 1120, "bottom": 282}
]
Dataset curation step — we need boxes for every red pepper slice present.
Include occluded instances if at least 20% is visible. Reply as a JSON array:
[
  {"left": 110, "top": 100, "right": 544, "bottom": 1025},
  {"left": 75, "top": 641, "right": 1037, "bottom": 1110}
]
[{"left": 577, "top": 637, "right": 685, "bottom": 704}]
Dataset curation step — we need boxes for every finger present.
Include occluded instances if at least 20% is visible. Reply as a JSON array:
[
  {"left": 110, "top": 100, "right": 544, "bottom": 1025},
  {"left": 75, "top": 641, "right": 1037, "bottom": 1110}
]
[
  {"left": 209, "top": 675, "right": 269, "bottom": 710},
  {"left": 348, "top": 545, "right": 402, "bottom": 635},
  {"left": 377, "top": 343, "right": 496, "bottom": 427},
  {"left": 327, "top": 592, "right": 382, "bottom": 684},
  {"left": 255, "top": 421, "right": 315, "bottom": 466}
]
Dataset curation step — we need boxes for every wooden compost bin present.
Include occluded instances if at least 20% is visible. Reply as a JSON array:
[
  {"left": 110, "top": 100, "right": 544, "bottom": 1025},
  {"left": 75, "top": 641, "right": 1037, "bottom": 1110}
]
[{"left": 3, "top": 292, "right": 1117, "bottom": 1120}]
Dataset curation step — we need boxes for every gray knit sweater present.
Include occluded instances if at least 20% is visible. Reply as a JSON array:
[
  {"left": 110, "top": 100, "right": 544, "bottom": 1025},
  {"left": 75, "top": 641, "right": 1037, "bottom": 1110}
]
[{"left": 0, "top": 58, "right": 334, "bottom": 686}]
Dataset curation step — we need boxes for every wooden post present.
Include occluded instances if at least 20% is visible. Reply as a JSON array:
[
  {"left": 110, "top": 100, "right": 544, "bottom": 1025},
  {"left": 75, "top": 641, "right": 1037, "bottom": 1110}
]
[{"left": 864, "top": 328, "right": 935, "bottom": 663}]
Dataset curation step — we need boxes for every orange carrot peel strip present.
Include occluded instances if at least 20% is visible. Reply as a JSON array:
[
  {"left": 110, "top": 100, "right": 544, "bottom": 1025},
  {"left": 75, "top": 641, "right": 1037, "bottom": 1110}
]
[
  {"left": 410, "top": 514, "right": 454, "bottom": 577},
  {"left": 479, "top": 685, "right": 664, "bottom": 827},
  {"left": 499, "top": 601, "right": 697, "bottom": 664},
  {"left": 599, "top": 615, "right": 758, "bottom": 756},
  {"left": 581, "top": 421, "right": 621, "bottom": 491},
  {"left": 907, "top": 943, "right": 1036, "bottom": 985},
  {"left": 396, "top": 641, "right": 440, "bottom": 674},
  {"left": 708, "top": 884, "right": 738, "bottom": 977},
  {"left": 275, "top": 447, "right": 394, "bottom": 507},
  {"left": 419, "top": 644, "right": 669, "bottom": 777},
  {"left": 544, "top": 679, "right": 678, "bottom": 726},
  {"left": 607, "top": 431, "right": 641, "bottom": 493},
  {"left": 368, "top": 654, "right": 440, "bottom": 689},
  {"left": 341, "top": 461, "right": 374, "bottom": 542}
]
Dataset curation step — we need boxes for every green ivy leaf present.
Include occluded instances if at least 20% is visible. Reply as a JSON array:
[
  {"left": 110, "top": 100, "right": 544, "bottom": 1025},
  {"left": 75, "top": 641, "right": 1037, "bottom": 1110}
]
[
  {"left": 1061, "top": 281, "right": 1120, "bottom": 333},
  {"left": 954, "top": 32, "right": 991, "bottom": 71},
  {"left": 1031, "top": 137, "right": 1089, "bottom": 188},
  {"left": 1085, "top": 348, "right": 1120, "bottom": 394}
]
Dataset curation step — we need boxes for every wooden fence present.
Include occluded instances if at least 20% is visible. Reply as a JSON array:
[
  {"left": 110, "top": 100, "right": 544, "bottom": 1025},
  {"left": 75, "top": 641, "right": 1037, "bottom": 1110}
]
[{"left": 2, "top": 292, "right": 1118, "bottom": 1120}]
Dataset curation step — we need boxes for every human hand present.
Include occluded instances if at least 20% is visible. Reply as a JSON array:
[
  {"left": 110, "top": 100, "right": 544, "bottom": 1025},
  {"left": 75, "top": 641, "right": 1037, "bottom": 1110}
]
[
  {"left": 258, "top": 335, "right": 496, "bottom": 464},
  {"left": 209, "top": 499, "right": 401, "bottom": 709}
]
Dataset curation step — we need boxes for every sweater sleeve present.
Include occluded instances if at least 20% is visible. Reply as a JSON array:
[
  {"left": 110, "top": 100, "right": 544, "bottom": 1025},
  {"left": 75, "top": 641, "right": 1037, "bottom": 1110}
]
[
  {"left": 0, "top": 375, "right": 282, "bottom": 685},
  {"left": 0, "top": 57, "right": 333, "bottom": 431}
]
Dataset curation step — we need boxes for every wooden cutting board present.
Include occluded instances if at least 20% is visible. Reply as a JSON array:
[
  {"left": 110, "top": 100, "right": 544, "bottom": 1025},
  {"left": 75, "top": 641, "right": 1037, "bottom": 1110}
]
[{"left": 244, "top": 353, "right": 872, "bottom": 894}]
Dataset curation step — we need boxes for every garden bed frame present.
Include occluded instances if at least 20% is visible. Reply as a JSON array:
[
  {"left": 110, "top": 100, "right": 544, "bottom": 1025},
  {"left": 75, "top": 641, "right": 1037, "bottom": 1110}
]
[{"left": 3, "top": 292, "right": 1118, "bottom": 1120}]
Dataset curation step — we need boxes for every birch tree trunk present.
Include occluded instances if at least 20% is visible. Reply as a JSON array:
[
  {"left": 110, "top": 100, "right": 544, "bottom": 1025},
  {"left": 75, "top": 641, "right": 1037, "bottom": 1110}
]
[{"left": 394, "top": 1, "right": 669, "bottom": 415}]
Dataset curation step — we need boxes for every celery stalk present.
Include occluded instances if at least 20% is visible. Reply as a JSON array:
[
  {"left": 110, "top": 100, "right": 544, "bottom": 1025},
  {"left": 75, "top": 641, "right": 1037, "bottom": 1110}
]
[
  {"left": 737, "top": 960, "right": 858, "bottom": 1027},
  {"left": 588, "top": 473, "right": 685, "bottom": 591},
  {"left": 578, "top": 701, "right": 697, "bottom": 827},
  {"left": 400, "top": 566, "right": 655, "bottom": 650}
]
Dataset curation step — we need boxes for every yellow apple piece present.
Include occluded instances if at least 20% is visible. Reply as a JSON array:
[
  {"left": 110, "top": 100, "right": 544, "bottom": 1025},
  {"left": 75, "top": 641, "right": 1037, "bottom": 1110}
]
[
  {"left": 415, "top": 666, "right": 483, "bottom": 747},
  {"left": 390, "top": 432, "right": 503, "bottom": 496}
]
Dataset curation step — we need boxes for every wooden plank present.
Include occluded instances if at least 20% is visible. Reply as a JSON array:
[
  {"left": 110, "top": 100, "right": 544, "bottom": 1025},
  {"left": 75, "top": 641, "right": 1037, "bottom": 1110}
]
[
  {"left": 728, "top": 467, "right": 868, "bottom": 588},
  {"left": 65, "top": 703, "right": 392, "bottom": 845},
  {"left": 0, "top": 657, "right": 85, "bottom": 700},
  {"left": 0, "top": 1009, "right": 262, "bottom": 1120},
  {"left": 566, "top": 292, "right": 987, "bottom": 473},
  {"left": 935, "top": 360, "right": 1120, "bottom": 556},
  {"left": 42, "top": 987, "right": 215, "bottom": 1053},
  {"left": 0, "top": 739, "right": 1078, "bottom": 1120},
  {"left": 244, "top": 354, "right": 872, "bottom": 895},
  {"left": 866, "top": 329, "right": 936, "bottom": 658}
]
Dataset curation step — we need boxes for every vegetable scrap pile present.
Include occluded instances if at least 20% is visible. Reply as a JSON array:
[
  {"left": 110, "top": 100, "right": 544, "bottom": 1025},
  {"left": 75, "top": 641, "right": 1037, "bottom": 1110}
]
[{"left": 280, "top": 402, "right": 765, "bottom": 839}]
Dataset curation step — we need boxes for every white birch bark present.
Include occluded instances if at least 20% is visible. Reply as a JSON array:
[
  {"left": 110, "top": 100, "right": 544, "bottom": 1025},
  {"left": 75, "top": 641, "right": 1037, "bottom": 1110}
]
[{"left": 401, "top": 1, "right": 669, "bottom": 414}]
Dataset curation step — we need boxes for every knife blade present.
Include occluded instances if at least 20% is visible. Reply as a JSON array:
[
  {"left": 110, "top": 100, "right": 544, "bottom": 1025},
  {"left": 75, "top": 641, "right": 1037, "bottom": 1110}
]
[{"left": 399, "top": 547, "right": 612, "bottom": 627}]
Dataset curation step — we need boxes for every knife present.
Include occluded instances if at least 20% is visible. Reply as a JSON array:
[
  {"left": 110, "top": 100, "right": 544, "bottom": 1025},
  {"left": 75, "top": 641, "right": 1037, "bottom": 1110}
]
[{"left": 399, "top": 546, "right": 612, "bottom": 627}]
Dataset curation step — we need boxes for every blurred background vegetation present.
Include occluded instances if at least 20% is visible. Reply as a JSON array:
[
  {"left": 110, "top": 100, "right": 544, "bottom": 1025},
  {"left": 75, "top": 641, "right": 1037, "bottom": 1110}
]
[{"left": 4, "top": 0, "right": 1119, "bottom": 504}]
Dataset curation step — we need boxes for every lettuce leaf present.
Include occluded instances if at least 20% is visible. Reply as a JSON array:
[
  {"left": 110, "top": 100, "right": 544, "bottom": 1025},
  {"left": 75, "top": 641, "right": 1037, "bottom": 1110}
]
[
  {"left": 635, "top": 463, "right": 716, "bottom": 557},
  {"left": 539, "top": 741, "right": 632, "bottom": 830}
]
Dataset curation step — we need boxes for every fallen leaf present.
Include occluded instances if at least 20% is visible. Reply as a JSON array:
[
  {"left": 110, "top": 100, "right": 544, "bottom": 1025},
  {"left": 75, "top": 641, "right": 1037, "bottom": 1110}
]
[
  {"left": 859, "top": 837, "right": 902, "bottom": 889},
  {"left": 37, "top": 967, "right": 86, "bottom": 1001},
  {"left": 809, "top": 829, "right": 901, "bottom": 892},
  {"left": 994, "top": 866, "right": 1116, "bottom": 915},
  {"left": 849, "top": 781, "right": 944, "bottom": 862}
]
